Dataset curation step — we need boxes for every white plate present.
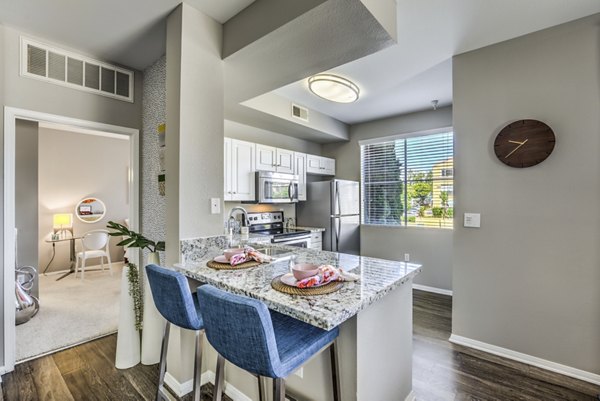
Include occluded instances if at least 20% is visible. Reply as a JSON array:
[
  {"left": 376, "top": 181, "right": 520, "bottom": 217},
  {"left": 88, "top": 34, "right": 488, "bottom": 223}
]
[
  {"left": 213, "top": 255, "right": 229, "bottom": 263},
  {"left": 279, "top": 272, "right": 329, "bottom": 288}
]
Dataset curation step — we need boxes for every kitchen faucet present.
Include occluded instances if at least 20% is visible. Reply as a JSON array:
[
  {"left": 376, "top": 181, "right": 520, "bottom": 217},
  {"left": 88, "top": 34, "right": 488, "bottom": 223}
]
[{"left": 228, "top": 207, "right": 249, "bottom": 233}]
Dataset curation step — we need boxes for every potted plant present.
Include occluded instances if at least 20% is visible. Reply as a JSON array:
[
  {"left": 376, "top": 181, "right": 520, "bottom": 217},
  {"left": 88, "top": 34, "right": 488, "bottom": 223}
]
[{"left": 107, "top": 221, "right": 166, "bottom": 366}]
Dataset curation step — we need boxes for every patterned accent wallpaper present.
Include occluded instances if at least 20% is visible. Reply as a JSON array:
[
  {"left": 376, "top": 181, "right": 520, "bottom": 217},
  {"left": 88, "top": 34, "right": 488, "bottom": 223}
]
[{"left": 141, "top": 56, "right": 166, "bottom": 265}]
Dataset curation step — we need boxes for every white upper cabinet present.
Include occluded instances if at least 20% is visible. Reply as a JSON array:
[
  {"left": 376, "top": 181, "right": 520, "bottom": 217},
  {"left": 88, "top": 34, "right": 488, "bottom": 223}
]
[
  {"left": 256, "top": 144, "right": 277, "bottom": 172},
  {"left": 276, "top": 149, "right": 295, "bottom": 174},
  {"left": 256, "top": 144, "right": 295, "bottom": 174},
  {"left": 224, "top": 137, "right": 232, "bottom": 200},
  {"left": 224, "top": 137, "right": 335, "bottom": 202},
  {"left": 225, "top": 139, "right": 256, "bottom": 201},
  {"left": 306, "top": 155, "right": 336, "bottom": 176},
  {"left": 294, "top": 152, "right": 307, "bottom": 201}
]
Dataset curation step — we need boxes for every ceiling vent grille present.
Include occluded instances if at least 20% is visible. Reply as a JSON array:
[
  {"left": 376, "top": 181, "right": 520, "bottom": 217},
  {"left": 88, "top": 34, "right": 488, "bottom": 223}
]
[
  {"left": 21, "top": 37, "right": 134, "bottom": 102},
  {"left": 291, "top": 103, "right": 309, "bottom": 122}
]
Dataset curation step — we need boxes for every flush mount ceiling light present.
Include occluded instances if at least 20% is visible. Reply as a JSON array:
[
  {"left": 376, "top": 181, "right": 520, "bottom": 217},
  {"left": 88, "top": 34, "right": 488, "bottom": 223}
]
[{"left": 308, "top": 74, "right": 360, "bottom": 103}]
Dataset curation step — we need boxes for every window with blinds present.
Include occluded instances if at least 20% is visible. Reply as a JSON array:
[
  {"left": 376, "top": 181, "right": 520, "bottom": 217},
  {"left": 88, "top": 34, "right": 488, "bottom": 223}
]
[{"left": 361, "top": 130, "right": 454, "bottom": 229}]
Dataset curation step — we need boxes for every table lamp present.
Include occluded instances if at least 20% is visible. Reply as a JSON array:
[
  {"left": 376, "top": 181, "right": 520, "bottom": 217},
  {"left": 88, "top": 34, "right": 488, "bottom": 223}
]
[{"left": 53, "top": 213, "right": 73, "bottom": 237}]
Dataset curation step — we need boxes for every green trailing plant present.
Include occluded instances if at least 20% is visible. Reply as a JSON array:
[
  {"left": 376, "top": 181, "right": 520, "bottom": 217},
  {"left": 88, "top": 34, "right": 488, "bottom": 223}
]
[
  {"left": 107, "top": 221, "right": 165, "bottom": 332},
  {"left": 107, "top": 221, "right": 165, "bottom": 252},
  {"left": 127, "top": 262, "right": 143, "bottom": 331}
]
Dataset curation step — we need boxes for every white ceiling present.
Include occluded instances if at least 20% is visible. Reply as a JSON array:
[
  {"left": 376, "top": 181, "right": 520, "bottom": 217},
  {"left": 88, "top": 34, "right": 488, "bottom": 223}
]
[
  {"left": 0, "top": 0, "right": 254, "bottom": 70},
  {"left": 1, "top": 0, "right": 600, "bottom": 129},
  {"left": 273, "top": 0, "right": 600, "bottom": 124}
]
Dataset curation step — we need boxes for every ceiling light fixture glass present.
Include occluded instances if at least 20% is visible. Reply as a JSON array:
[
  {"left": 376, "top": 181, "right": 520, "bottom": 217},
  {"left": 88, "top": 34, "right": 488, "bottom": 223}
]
[{"left": 308, "top": 74, "right": 359, "bottom": 103}]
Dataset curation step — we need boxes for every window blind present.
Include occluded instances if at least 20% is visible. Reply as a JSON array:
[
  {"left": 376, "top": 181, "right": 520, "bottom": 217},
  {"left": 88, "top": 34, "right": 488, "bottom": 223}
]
[{"left": 361, "top": 131, "right": 454, "bottom": 229}]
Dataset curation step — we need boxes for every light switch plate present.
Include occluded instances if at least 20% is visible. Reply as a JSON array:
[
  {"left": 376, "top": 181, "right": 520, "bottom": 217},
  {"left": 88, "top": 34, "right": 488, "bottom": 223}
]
[
  {"left": 464, "top": 213, "right": 481, "bottom": 228},
  {"left": 210, "top": 198, "right": 220, "bottom": 214}
]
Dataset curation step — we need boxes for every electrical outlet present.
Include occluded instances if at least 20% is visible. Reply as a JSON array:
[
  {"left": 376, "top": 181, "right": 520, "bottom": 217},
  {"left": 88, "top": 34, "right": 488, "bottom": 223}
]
[
  {"left": 293, "top": 367, "right": 303, "bottom": 378},
  {"left": 210, "top": 198, "right": 220, "bottom": 214},
  {"left": 404, "top": 253, "right": 410, "bottom": 262}
]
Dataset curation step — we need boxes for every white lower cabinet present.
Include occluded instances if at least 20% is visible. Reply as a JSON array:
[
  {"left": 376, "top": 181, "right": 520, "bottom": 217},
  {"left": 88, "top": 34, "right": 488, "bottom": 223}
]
[
  {"left": 224, "top": 139, "right": 256, "bottom": 201},
  {"left": 309, "top": 232, "right": 322, "bottom": 250}
]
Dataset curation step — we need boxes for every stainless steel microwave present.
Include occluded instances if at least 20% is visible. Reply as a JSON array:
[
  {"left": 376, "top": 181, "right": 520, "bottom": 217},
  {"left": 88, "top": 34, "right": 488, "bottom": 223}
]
[{"left": 256, "top": 172, "right": 299, "bottom": 203}]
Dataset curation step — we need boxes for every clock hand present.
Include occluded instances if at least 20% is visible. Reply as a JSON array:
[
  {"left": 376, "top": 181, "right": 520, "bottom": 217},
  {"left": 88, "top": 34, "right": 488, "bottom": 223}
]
[
  {"left": 508, "top": 140, "right": 525, "bottom": 145},
  {"left": 505, "top": 139, "right": 529, "bottom": 159}
]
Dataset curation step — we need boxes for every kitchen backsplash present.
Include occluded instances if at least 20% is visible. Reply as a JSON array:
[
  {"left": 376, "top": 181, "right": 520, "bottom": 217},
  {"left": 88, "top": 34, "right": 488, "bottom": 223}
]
[{"left": 224, "top": 202, "right": 296, "bottom": 228}]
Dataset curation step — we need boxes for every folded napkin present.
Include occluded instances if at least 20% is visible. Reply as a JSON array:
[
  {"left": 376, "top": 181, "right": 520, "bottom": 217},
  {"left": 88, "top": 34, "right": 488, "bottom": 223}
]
[
  {"left": 230, "top": 246, "right": 273, "bottom": 266},
  {"left": 297, "top": 265, "right": 360, "bottom": 288}
]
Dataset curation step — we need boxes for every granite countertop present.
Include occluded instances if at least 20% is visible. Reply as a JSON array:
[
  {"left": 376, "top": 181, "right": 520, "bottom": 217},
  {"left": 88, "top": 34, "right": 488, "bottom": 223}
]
[{"left": 176, "top": 235, "right": 421, "bottom": 330}]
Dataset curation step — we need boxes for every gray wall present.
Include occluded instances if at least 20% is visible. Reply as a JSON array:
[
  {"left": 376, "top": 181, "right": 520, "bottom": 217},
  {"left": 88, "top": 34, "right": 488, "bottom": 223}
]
[
  {"left": 0, "top": 24, "right": 142, "bottom": 369},
  {"left": 225, "top": 119, "right": 322, "bottom": 155},
  {"left": 15, "top": 119, "right": 39, "bottom": 297},
  {"left": 37, "top": 128, "right": 129, "bottom": 273},
  {"left": 141, "top": 56, "right": 167, "bottom": 265},
  {"left": 452, "top": 14, "right": 600, "bottom": 374},
  {"left": 322, "top": 107, "right": 454, "bottom": 291}
]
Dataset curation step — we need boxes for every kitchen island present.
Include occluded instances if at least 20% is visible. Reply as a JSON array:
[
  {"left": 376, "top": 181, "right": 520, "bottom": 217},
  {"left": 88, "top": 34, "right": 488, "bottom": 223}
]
[{"left": 174, "top": 235, "right": 421, "bottom": 401}]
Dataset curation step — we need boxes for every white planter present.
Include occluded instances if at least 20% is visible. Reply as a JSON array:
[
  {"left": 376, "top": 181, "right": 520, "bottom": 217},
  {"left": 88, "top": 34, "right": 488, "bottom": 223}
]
[
  {"left": 141, "top": 252, "right": 166, "bottom": 365},
  {"left": 115, "top": 265, "right": 141, "bottom": 369}
]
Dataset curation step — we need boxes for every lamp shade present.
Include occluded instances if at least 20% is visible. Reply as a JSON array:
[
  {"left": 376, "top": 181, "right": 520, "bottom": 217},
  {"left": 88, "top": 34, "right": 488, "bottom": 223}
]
[{"left": 53, "top": 213, "right": 73, "bottom": 228}]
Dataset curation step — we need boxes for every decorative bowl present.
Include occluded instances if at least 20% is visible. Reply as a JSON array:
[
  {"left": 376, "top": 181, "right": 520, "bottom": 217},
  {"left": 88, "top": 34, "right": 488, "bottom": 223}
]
[
  {"left": 224, "top": 248, "right": 244, "bottom": 261},
  {"left": 292, "top": 263, "right": 320, "bottom": 280}
]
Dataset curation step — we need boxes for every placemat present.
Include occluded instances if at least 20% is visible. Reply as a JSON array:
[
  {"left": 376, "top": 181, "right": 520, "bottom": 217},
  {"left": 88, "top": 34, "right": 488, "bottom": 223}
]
[
  {"left": 271, "top": 275, "right": 343, "bottom": 296},
  {"left": 206, "top": 260, "right": 261, "bottom": 270}
]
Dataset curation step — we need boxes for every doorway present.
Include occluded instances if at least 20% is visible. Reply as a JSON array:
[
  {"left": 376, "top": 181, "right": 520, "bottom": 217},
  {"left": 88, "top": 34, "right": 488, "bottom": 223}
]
[{"left": 4, "top": 107, "right": 140, "bottom": 373}]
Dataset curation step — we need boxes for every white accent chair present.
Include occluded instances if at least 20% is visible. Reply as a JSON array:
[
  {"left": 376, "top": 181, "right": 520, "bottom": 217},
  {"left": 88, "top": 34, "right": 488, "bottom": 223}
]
[{"left": 75, "top": 230, "right": 112, "bottom": 280}]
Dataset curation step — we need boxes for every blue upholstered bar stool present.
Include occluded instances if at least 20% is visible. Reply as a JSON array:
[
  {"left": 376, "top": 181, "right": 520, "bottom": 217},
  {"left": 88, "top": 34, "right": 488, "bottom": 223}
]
[
  {"left": 197, "top": 284, "right": 341, "bottom": 401},
  {"left": 146, "top": 264, "right": 205, "bottom": 401}
]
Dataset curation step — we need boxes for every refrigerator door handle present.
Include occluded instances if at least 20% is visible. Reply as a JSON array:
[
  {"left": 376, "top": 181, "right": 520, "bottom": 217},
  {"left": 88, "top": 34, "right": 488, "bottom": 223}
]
[
  {"left": 334, "top": 217, "right": 341, "bottom": 251},
  {"left": 335, "top": 182, "right": 341, "bottom": 216}
]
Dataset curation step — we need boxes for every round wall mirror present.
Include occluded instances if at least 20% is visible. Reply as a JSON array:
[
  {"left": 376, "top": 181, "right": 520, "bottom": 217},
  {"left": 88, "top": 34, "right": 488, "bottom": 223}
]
[{"left": 75, "top": 198, "right": 106, "bottom": 223}]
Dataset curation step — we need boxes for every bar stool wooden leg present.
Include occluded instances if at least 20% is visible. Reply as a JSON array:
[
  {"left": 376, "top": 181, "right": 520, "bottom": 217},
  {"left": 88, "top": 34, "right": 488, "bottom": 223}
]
[
  {"left": 193, "top": 330, "right": 204, "bottom": 401},
  {"left": 330, "top": 340, "right": 341, "bottom": 401},
  {"left": 156, "top": 323, "right": 171, "bottom": 401},
  {"left": 213, "top": 354, "right": 225, "bottom": 401}
]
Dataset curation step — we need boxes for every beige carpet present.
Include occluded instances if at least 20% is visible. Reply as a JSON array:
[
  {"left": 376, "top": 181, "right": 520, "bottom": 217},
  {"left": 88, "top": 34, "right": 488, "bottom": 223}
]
[{"left": 16, "top": 263, "right": 123, "bottom": 362}]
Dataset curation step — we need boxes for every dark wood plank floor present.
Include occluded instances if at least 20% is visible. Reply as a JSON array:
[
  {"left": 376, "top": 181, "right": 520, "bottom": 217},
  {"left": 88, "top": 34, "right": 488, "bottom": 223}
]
[
  {"left": 3, "top": 290, "right": 599, "bottom": 400},
  {"left": 2, "top": 333, "right": 230, "bottom": 401},
  {"left": 412, "top": 290, "right": 600, "bottom": 401}
]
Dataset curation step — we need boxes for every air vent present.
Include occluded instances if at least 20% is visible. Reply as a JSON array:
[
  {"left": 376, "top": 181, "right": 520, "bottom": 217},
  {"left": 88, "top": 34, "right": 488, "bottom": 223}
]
[
  {"left": 291, "top": 103, "right": 309, "bottom": 122},
  {"left": 20, "top": 37, "right": 134, "bottom": 102}
]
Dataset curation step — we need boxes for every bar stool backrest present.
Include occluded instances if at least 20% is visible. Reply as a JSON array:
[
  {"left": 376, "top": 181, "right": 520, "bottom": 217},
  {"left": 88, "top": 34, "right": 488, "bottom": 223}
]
[
  {"left": 197, "top": 285, "right": 281, "bottom": 377},
  {"left": 145, "top": 264, "right": 202, "bottom": 331}
]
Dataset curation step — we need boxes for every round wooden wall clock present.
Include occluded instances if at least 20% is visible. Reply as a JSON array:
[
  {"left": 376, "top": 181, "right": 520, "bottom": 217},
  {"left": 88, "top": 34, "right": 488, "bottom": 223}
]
[{"left": 493, "top": 119, "right": 556, "bottom": 168}]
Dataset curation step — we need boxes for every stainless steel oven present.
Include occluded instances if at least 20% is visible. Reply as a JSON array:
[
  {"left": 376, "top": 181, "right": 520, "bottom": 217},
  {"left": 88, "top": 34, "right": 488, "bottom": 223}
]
[
  {"left": 248, "top": 211, "right": 311, "bottom": 247},
  {"left": 271, "top": 232, "right": 311, "bottom": 248},
  {"left": 256, "top": 172, "right": 299, "bottom": 204}
]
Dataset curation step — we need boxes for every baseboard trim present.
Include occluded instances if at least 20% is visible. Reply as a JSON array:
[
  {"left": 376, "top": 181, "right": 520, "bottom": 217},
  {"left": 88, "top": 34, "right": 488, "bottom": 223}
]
[
  {"left": 412, "top": 283, "right": 453, "bottom": 296},
  {"left": 164, "top": 372, "right": 194, "bottom": 398},
  {"left": 404, "top": 390, "right": 416, "bottom": 401},
  {"left": 449, "top": 334, "right": 600, "bottom": 386},
  {"left": 165, "top": 370, "right": 252, "bottom": 401}
]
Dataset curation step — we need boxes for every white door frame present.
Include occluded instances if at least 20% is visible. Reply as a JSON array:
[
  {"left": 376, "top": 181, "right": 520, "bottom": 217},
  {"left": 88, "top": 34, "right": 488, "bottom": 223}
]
[{"left": 3, "top": 106, "right": 140, "bottom": 373}]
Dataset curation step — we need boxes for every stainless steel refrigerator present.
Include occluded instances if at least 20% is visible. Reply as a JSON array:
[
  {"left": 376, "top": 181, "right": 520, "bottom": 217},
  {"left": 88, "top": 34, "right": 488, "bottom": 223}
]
[{"left": 296, "top": 179, "right": 360, "bottom": 255}]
